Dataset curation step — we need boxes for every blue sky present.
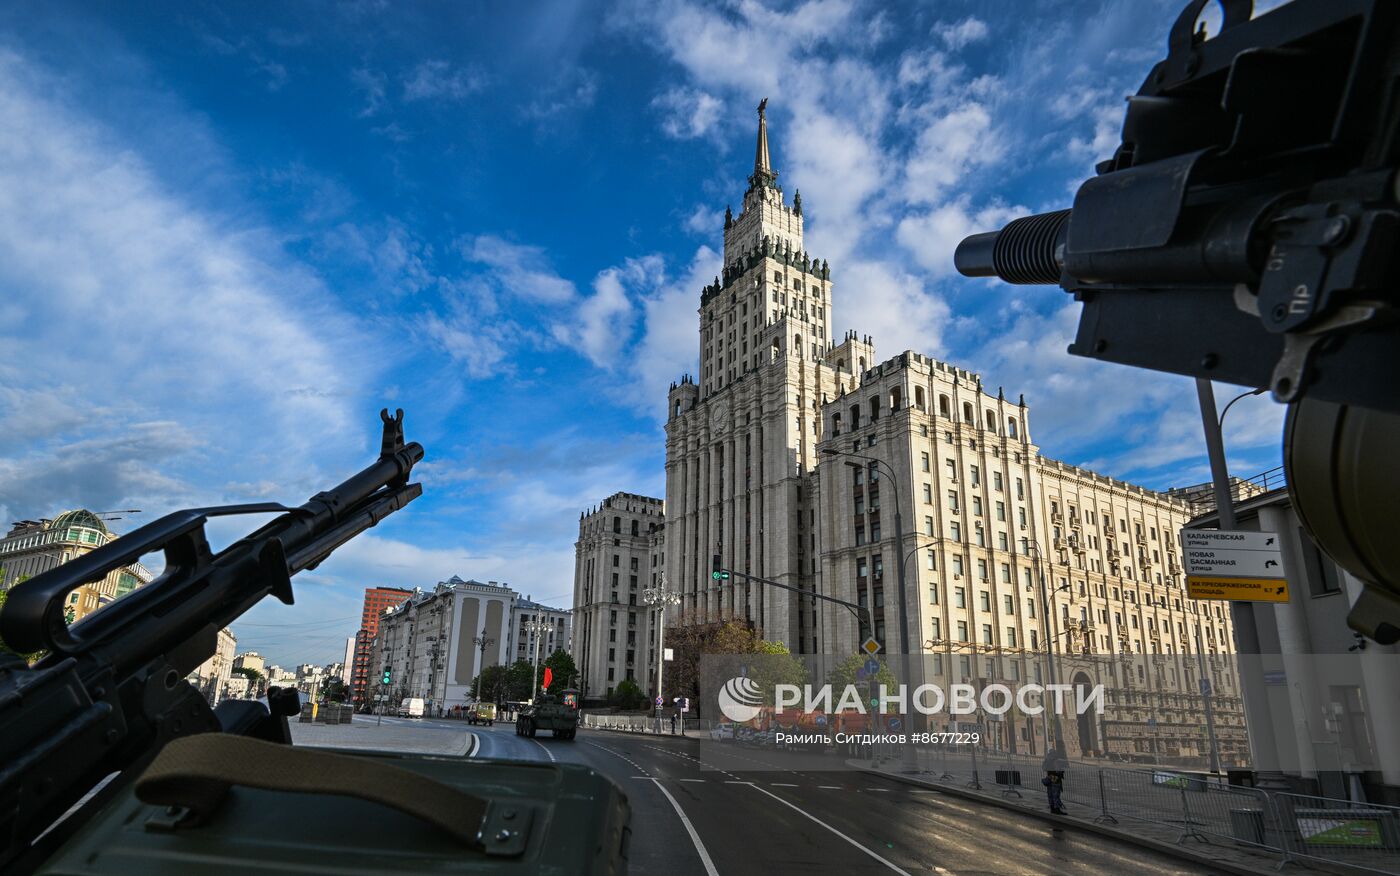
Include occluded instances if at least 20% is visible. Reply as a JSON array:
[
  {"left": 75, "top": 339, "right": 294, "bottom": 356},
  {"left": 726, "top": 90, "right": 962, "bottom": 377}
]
[{"left": 0, "top": 0, "right": 1290, "bottom": 666}]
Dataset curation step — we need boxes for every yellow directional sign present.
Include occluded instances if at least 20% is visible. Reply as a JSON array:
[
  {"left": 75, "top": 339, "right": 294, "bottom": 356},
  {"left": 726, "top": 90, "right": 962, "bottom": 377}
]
[{"left": 1187, "top": 576, "right": 1290, "bottom": 602}]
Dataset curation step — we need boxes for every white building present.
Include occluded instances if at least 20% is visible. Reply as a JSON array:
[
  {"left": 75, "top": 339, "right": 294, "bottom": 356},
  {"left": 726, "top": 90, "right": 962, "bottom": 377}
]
[
  {"left": 572, "top": 494, "right": 663, "bottom": 704},
  {"left": 511, "top": 595, "right": 573, "bottom": 681},
  {"left": 187, "top": 627, "right": 237, "bottom": 706},
  {"left": 373, "top": 577, "right": 517, "bottom": 714},
  {"left": 1189, "top": 490, "right": 1400, "bottom": 799}
]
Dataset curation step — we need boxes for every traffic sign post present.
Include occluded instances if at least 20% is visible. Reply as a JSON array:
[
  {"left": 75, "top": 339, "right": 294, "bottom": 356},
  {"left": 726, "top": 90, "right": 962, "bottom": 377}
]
[
  {"left": 1182, "top": 529, "right": 1289, "bottom": 602},
  {"left": 861, "top": 637, "right": 881, "bottom": 657}
]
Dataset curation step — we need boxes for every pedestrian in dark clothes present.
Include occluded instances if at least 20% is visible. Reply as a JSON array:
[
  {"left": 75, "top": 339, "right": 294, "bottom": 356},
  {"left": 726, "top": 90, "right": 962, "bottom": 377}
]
[{"left": 1042, "top": 746, "right": 1069, "bottom": 814}]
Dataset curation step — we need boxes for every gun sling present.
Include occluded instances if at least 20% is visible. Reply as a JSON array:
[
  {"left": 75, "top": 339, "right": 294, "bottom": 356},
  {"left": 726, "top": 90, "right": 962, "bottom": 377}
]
[{"left": 133, "top": 735, "right": 530, "bottom": 855}]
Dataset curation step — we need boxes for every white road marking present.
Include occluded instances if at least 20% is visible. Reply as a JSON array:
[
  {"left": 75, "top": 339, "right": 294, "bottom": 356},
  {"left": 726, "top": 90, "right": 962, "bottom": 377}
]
[
  {"left": 740, "top": 782, "right": 914, "bottom": 875},
  {"left": 865, "top": 787, "right": 891, "bottom": 792},
  {"left": 679, "top": 778, "right": 705, "bottom": 783},
  {"left": 464, "top": 732, "right": 480, "bottom": 759},
  {"left": 651, "top": 778, "right": 721, "bottom": 876},
  {"left": 817, "top": 785, "right": 842, "bottom": 790},
  {"left": 770, "top": 783, "right": 799, "bottom": 787},
  {"left": 529, "top": 737, "right": 556, "bottom": 763}
]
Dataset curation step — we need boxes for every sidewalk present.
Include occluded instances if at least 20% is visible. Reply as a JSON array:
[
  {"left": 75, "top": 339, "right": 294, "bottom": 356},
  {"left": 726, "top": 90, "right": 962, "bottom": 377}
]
[
  {"left": 288, "top": 715, "right": 473, "bottom": 756},
  {"left": 854, "top": 757, "right": 1347, "bottom": 876}
]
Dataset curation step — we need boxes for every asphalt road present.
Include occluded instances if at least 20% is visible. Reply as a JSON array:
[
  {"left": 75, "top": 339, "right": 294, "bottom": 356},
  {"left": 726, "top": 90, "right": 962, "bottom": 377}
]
[{"left": 383, "top": 717, "right": 1229, "bottom": 876}]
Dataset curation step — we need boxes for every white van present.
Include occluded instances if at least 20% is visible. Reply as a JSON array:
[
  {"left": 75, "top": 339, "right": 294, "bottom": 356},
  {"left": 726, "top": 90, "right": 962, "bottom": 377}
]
[{"left": 397, "top": 697, "right": 425, "bottom": 718}]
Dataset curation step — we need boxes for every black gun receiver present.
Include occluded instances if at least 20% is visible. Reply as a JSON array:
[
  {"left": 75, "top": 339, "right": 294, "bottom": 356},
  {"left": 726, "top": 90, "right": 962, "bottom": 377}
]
[
  {"left": 0, "top": 410, "right": 423, "bottom": 871},
  {"left": 955, "top": 0, "right": 1400, "bottom": 641}
]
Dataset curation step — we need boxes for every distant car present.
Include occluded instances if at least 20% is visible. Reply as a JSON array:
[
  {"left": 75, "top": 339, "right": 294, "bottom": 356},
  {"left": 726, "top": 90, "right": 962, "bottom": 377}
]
[
  {"left": 467, "top": 702, "right": 496, "bottom": 726},
  {"left": 709, "top": 723, "right": 736, "bottom": 742},
  {"left": 397, "top": 697, "right": 425, "bottom": 718}
]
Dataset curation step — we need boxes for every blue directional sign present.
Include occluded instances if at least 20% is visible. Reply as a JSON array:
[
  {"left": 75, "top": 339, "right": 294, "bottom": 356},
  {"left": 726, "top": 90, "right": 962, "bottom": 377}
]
[
  {"left": 855, "top": 667, "right": 868, "bottom": 681},
  {"left": 888, "top": 717, "right": 903, "bottom": 731},
  {"left": 815, "top": 714, "right": 828, "bottom": 727},
  {"left": 864, "top": 658, "right": 880, "bottom": 675}
]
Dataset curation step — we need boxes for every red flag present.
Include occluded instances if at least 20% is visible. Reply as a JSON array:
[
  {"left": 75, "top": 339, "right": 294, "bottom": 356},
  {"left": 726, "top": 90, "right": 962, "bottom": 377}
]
[{"left": 542, "top": 667, "right": 554, "bottom": 690}]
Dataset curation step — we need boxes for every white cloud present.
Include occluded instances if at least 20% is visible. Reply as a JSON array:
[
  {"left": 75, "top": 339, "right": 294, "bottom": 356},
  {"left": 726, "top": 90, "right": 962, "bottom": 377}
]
[
  {"left": 350, "top": 66, "right": 386, "bottom": 117},
  {"left": 895, "top": 196, "right": 1027, "bottom": 276},
  {"left": 902, "top": 103, "right": 1001, "bottom": 205},
  {"left": 831, "top": 259, "right": 951, "bottom": 363},
  {"left": 652, "top": 86, "right": 723, "bottom": 139},
  {"left": 933, "top": 17, "right": 989, "bottom": 51},
  {"left": 622, "top": 246, "right": 720, "bottom": 413},
  {"left": 402, "top": 60, "right": 486, "bottom": 101},
  {"left": 0, "top": 49, "right": 371, "bottom": 521},
  {"left": 683, "top": 203, "right": 724, "bottom": 237},
  {"left": 460, "top": 235, "right": 577, "bottom": 303},
  {"left": 554, "top": 256, "right": 664, "bottom": 369}
]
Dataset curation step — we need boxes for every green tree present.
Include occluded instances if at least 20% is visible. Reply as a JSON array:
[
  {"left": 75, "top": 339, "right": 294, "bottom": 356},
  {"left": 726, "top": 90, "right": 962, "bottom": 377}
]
[
  {"left": 473, "top": 664, "right": 511, "bottom": 702},
  {"left": 749, "top": 639, "right": 809, "bottom": 705},
  {"left": 610, "top": 678, "right": 647, "bottom": 710},
  {"left": 232, "top": 666, "right": 264, "bottom": 697},
  {"left": 825, "top": 652, "right": 899, "bottom": 692},
  {"left": 542, "top": 649, "right": 578, "bottom": 689},
  {"left": 506, "top": 659, "right": 538, "bottom": 700}
]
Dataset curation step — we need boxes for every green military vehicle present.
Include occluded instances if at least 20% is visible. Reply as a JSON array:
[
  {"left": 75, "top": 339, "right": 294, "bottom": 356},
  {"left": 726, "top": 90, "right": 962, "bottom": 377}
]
[{"left": 515, "top": 689, "right": 580, "bottom": 740}]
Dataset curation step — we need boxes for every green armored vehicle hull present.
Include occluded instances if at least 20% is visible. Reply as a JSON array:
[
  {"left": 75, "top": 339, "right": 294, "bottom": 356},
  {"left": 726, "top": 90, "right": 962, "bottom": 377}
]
[{"left": 515, "top": 688, "right": 579, "bottom": 740}]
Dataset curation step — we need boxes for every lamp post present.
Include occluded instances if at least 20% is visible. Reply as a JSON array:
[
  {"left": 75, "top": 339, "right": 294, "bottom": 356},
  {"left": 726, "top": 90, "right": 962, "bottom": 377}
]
[
  {"left": 473, "top": 626, "right": 495, "bottom": 704},
  {"left": 642, "top": 581, "right": 680, "bottom": 734},
  {"left": 820, "top": 447, "right": 910, "bottom": 659},
  {"left": 525, "top": 618, "right": 550, "bottom": 704},
  {"left": 1025, "top": 539, "right": 1067, "bottom": 755},
  {"left": 1195, "top": 380, "right": 1266, "bottom": 777}
]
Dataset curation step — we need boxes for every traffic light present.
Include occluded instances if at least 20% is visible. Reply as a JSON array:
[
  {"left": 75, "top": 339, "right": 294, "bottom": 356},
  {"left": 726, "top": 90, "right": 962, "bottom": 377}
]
[
  {"left": 381, "top": 667, "right": 391, "bottom": 685},
  {"left": 711, "top": 554, "right": 728, "bottom": 581}
]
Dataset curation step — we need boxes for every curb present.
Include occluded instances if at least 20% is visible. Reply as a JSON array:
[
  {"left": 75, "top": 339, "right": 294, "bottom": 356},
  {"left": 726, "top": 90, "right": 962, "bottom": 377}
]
[{"left": 852, "top": 764, "right": 1291, "bottom": 876}]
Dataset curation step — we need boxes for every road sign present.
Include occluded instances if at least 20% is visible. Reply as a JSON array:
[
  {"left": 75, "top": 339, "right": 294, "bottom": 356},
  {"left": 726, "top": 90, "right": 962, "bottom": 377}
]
[
  {"left": 863, "top": 658, "right": 880, "bottom": 675},
  {"left": 887, "top": 717, "right": 902, "bottom": 731},
  {"left": 1183, "top": 529, "right": 1287, "bottom": 600},
  {"left": 1187, "top": 576, "right": 1289, "bottom": 602},
  {"left": 855, "top": 667, "right": 868, "bottom": 681},
  {"left": 680, "top": 697, "right": 690, "bottom": 713},
  {"left": 1183, "top": 530, "right": 1285, "bottom": 577},
  {"left": 655, "top": 696, "right": 664, "bottom": 706},
  {"left": 664, "top": 647, "right": 674, "bottom": 661},
  {"left": 861, "top": 637, "right": 881, "bottom": 656}
]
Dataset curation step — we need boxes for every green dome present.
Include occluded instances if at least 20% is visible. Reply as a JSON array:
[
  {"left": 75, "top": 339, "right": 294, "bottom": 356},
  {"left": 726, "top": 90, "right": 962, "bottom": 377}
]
[{"left": 50, "top": 509, "right": 110, "bottom": 536}]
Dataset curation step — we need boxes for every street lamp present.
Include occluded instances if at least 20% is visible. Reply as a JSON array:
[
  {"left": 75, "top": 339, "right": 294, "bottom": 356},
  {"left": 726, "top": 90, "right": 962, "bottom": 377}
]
[
  {"left": 1024, "top": 538, "right": 1068, "bottom": 755},
  {"left": 820, "top": 447, "right": 910, "bottom": 659},
  {"left": 525, "top": 619, "right": 551, "bottom": 704},
  {"left": 473, "top": 626, "right": 495, "bottom": 704},
  {"left": 642, "top": 581, "right": 680, "bottom": 733}
]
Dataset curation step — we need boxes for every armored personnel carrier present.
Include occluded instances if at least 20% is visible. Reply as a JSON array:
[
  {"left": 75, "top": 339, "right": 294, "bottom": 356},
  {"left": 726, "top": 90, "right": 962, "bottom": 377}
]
[{"left": 515, "top": 689, "right": 579, "bottom": 740}]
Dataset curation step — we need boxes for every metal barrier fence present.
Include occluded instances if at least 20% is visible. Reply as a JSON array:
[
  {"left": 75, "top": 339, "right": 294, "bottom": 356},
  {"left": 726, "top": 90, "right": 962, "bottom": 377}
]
[{"left": 872, "top": 740, "right": 1400, "bottom": 875}]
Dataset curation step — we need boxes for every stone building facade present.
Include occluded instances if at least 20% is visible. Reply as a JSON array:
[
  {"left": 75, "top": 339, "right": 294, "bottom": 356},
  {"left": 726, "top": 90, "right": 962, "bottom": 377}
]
[
  {"left": 372, "top": 577, "right": 516, "bottom": 714},
  {"left": 0, "top": 510, "right": 152, "bottom": 625},
  {"left": 572, "top": 493, "right": 664, "bottom": 704},
  {"left": 187, "top": 626, "right": 237, "bottom": 705},
  {"left": 573, "top": 104, "right": 1246, "bottom": 763}
]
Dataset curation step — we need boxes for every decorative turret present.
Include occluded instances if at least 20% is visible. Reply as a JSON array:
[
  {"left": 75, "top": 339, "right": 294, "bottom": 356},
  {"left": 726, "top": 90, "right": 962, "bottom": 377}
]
[
  {"left": 724, "top": 205, "right": 733, "bottom": 229},
  {"left": 793, "top": 189, "right": 802, "bottom": 216}
]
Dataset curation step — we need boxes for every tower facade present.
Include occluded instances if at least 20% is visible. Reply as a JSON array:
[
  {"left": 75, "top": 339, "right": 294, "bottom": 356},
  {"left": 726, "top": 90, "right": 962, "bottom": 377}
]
[{"left": 665, "top": 100, "right": 844, "bottom": 651}]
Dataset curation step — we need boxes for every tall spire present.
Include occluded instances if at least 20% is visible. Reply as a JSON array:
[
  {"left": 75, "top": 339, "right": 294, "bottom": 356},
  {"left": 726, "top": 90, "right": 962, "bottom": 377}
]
[{"left": 748, "top": 98, "right": 778, "bottom": 193}]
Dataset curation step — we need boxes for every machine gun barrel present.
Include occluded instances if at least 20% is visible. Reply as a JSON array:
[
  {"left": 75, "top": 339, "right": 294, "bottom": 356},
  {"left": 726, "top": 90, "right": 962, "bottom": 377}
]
[{"left": 0, "top": 409, "right": 424, "bottom": 871}]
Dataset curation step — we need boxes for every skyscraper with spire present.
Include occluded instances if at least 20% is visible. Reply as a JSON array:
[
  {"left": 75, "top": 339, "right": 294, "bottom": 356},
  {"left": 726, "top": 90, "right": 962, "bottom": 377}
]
[
  {"left": 665, "top": 98, "right": 847, "bottom": 650},
  {"left": 578, "top": 101, "right": 1248, "bottom": 761}
]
